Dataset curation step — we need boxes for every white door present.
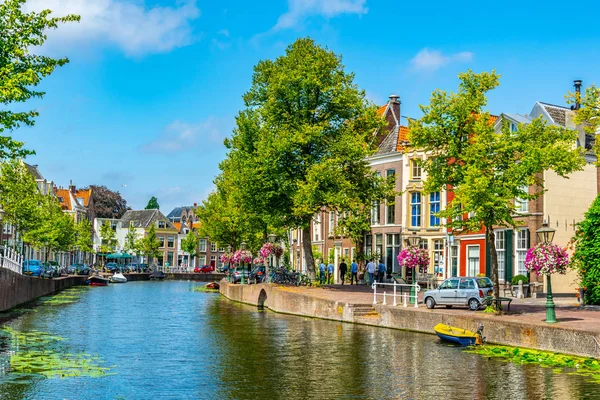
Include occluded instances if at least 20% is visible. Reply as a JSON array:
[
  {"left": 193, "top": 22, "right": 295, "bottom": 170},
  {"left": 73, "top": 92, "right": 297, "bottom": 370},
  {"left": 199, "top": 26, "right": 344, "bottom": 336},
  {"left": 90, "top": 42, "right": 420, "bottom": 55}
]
[{"left": 467, "top": 245, "right": 480, "bottom": 276}]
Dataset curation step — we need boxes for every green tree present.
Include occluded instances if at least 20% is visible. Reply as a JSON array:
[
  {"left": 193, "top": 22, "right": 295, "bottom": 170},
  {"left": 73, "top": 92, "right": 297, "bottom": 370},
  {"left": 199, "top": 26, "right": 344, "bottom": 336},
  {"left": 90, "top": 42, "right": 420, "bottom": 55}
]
[
  {"left": 74, "top": 218, "right": 93, "bottom": 262},
  {"left": 138, "top": 224, "right": 161, "bottom": 265},
  {"left": 409, "top": 70, "right": 585, "bottom": 309},
  {"left": 227, "top": 38, "right": 387, "bottom": 278},
  {"left": 180, "top": 230, "right": 200, "bottom": 268},
  {"left": 123, "top": 223, "right": 139, "bottom": 255},
  {"left": 0, "top": 160, "right": 41, "bottom": 249},
  {"left": 572, "top": 195, "right": 600, "bottom": 304},
  {"left": 0, "top": 0, "right": 79, "bottom": 159},
  {"left": 98, "top": 220, "right": 117, "bottom": 265},
  {"left": 145, "top": 196, "right": 159, "bottom": 210}
]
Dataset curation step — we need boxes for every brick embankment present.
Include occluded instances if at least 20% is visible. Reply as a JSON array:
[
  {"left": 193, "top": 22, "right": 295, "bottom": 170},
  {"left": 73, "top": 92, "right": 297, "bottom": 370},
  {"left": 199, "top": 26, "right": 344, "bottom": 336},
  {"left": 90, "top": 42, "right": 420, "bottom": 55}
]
[
  {"left": 164, "top": 272, "right": 224, "bottom": 281},
  {"left": 220, "top": 281, "right": 600, "bottom": 358},
  {"left": 0, "top": 268, "right": 86, "bottom": 312}
]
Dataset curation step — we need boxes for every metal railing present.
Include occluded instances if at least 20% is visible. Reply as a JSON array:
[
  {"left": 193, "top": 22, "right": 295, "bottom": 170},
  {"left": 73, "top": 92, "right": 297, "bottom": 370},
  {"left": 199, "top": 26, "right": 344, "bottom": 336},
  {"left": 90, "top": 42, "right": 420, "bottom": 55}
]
[
  {"left": 372, "top": 281, "right": 421, "bottom": 308},
  {"left": 0, "top": 248, "right": 23, "bottom": 275}
]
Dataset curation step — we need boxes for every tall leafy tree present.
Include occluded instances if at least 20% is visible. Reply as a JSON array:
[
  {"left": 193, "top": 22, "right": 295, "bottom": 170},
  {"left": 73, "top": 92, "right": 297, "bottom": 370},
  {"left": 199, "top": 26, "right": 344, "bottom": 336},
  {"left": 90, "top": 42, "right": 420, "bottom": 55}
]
[
  {"left": 0, "top": 160, "right": 41, "bottom": 248},
  {"left": 138, "top": 224, "right": 161, "bottom": 265},
  {"left": 229, "top": 38, "right": 386, "bottom": 278},
  {"left": 145, "top": 196, "right": 160, "bottom": 210},
  {"left": 88, "top": 185, "right": 129, "bottom": 218},
  {"left": 572, "top": 195, "right": 600, "bottom": 305},
  {"left": 123, "top": 223, "right": 139, "bottom": 255},
  {"left": 74, "top": 218, "right": 93, "bottom": 262},
  {"left": 0, "top": 0, "right": 79, "bottom": 159},
  {"left": 409, "top": 70, "right": 585, "bottom": 308},
  {"left": 180, "top": 230, "right": 199, "bottom": 268},
  {"left": 98, "top": 220, "right": 117, "bottom": 265}
]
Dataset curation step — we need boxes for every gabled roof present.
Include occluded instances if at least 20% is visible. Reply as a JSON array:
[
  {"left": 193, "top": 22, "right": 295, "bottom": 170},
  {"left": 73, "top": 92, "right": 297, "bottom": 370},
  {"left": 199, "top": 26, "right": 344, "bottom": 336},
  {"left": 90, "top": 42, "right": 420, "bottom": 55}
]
[
  {"left": 24, "top": 163, "right": 44, "bottom": 180},
  {"left": 121, "top": 209, "right": 176, "bottom": 230},
  {"left": 55, "top": 189, "right": 72, "bottom": 211},
  {"left": 167, "top": 207, "right": 183, "bottom": 220},
  {"left": 396, "top": 126, "right": 409, "bottom": 152},
  {"left": 538, "top": 102, "right": 569, "bottom": 126},
  {"left": 75, "top": 188, "right": 92, "bottom": 207},
  {"left": 376, "top": 125, "right": 400, "bottom": 155}
]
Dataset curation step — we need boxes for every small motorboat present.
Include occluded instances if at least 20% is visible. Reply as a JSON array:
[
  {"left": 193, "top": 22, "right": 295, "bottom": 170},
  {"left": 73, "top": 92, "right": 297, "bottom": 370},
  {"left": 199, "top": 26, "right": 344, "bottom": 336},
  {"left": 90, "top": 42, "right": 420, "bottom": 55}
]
[
  {"left": 110, "top": 273, "right": 127, "bottom": 283},
  {"left": 205, "top": 282, "right": 220, "bottom": 290},
  {"left": 149, "top": 270, "right": 165, "bottom": 281},
  {"left": 434, "top": 323, "right": 484, "bottom": 346},
  {"left": 86, "top": 275, "right": 110, "bottom": 287}
]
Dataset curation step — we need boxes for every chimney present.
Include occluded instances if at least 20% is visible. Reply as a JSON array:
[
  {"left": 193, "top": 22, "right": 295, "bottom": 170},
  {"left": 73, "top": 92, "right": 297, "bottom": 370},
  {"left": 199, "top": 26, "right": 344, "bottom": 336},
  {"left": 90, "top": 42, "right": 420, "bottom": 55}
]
[
  {"left": 573, "top": 80, "right": 582, "bottom": 110},
  {"left": 388, "top": 94, "right": 401, "bottom": 127},
  {"left": 69, "top": 179, "right": 76, "bottom": 194}
]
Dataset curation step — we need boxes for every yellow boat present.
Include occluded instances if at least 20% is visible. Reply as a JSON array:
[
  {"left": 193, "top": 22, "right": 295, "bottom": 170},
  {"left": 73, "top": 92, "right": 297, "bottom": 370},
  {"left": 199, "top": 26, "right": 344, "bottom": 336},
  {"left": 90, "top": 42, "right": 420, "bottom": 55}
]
[{"left": 433, "top": 323, "right": 483, "bottom": 346}]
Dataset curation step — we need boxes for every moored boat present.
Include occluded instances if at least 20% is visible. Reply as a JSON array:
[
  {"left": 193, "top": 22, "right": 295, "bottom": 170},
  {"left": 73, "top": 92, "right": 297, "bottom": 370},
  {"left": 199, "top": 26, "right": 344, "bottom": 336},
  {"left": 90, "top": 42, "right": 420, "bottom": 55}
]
[
  {"left": 205, "top": 282, "right": 220, "bottom": 290},
  {"left": 149, "top": 270, "right": 165, "bottom": 281},
  {"left": 110, "top": 273, "right": 127, "bottom": 283},
  {"left": 86, "top": 275, "right": 110, "bottom": 287},
  {"left": 434, "top": 323, "right": 484, "bottom": 346}
]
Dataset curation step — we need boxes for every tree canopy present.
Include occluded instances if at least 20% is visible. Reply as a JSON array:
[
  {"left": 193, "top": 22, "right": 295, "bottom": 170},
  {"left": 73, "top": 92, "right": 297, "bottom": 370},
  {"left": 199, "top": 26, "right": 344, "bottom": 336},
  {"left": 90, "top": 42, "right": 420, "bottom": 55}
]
[
  {"left": 409, "top": 70, "right": 585, "bottom": 308},
  {"left": 138, "top": 224, "right": 161, "bottom": 264},
  {"left": 572, "top": 195, "right": 600, "bottom": 305},
  {"left": 145, "top": 196, "right": 160, "bottom": 210},
  {"left": 89, "top": 185, "right": 129, "bottom": 218},
  {"left": 0, "top": 0, "right": 79, "bottom": 159}
]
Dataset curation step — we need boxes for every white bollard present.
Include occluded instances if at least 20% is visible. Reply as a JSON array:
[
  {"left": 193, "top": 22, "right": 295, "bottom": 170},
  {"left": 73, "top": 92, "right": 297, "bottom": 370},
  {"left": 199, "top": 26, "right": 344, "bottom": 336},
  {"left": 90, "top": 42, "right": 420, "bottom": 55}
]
[
  {"left": 393, "top": 283, "right": 397, "bottom": 306},
  {"left": 373, "top": 283, "right": 377, "bottom": 305},
  {"left": 383, "top": 291, "right": 387, "bottom": 305},
  {"left": 414, "top": 290, "right": 419, "bottom": 308},
  {"left": 518, "top": 279, "right": 524, "bottom": 299},
  {"left": 403, "top": 293, "right": 408, "bottom": 307}
]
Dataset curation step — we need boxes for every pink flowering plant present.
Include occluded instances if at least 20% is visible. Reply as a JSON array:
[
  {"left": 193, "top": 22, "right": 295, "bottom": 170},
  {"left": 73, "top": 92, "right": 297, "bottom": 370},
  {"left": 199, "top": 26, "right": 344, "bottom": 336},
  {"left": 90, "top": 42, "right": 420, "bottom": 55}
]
[
  {"left": 232, "top": 249, "right": 253, "bottom": 264},
  {"left": 253, "top": 256, "right": 264, "bottom": 265},
  {"left": 220, "top": 253, "right": 232, "bottom": 264},
  {"left": 260, "top": 242, "right": 283, "bottom": 258},
  {"left": 525, "top": 243, "right": 570, "bottom": 275},
  {"left": 397, "top": 246, "right": 430, "bottom": 270}
]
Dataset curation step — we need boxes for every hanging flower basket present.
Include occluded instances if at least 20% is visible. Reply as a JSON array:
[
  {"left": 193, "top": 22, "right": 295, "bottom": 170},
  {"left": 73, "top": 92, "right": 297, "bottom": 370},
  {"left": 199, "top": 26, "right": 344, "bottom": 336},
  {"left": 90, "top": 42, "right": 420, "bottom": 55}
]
[
  {"left": 397, "top": 246, "right": 429, "bottom": 271},
  {"left": 525, "top": 243, "right": 570, "bottom": 275},
  {"left": 260, "top": 242, "right": 283, "bottom": 258},
  {"left": 253, "top": 256, "right": 264, "bottom": 265},
  {"left": 232, "top": 249, "right": 253, "bottom": 265},
  {"left": 220, "top": 253, "right": 232, "bottom": 264}
]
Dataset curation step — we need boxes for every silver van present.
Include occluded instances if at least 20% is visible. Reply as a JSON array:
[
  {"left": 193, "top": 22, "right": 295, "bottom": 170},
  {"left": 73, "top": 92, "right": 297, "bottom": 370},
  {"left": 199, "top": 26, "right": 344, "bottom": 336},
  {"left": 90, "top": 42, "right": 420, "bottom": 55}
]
[{"left": 423, "top": 277, "right": 494, "bottom": 311}]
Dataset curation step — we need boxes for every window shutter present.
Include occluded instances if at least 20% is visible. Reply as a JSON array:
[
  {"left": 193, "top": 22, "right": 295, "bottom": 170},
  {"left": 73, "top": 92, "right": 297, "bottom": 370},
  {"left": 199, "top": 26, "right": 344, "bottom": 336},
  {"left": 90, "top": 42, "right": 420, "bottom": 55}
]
[{"left": 505, "top": 230, "right": 514, "bottom": 280}]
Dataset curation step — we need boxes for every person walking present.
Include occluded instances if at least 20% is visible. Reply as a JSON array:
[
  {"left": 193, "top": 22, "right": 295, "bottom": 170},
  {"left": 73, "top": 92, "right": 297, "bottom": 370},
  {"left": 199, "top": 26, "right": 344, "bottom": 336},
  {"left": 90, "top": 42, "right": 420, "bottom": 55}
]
[
  {"left": 366, "top": 259, "right": 376, "bottom": 286},
  {"left": 378, "top": 260, "right": 386, "bottom": 285},
  {"left": 319, "top": 262, "right": 326, "bottom": 284},
  {"left": 350, "top": 260, "right": 358, "bottom": 285},
  {"left": 339, "top": 259, "right": 348, "bottom": 285},
  {"left": 327, "top": 262, "right": 334, "bottom": 284}
]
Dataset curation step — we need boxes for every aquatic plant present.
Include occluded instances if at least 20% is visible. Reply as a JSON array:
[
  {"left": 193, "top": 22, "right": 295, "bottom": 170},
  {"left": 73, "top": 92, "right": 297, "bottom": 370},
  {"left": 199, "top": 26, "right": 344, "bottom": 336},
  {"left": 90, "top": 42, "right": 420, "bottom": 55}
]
[{"left": 192, "top": 286, "right": 219, "bottom": 293}]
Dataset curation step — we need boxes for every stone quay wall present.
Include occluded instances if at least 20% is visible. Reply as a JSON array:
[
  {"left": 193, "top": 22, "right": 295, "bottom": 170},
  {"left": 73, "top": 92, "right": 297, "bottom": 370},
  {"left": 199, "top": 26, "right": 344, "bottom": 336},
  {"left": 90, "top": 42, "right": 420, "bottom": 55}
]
[
  {"left": 220, "top": 281, "right": 600, "bottom": 358},
  {"left": 0, "top": 268, "right": 86, "bottom": 312}
]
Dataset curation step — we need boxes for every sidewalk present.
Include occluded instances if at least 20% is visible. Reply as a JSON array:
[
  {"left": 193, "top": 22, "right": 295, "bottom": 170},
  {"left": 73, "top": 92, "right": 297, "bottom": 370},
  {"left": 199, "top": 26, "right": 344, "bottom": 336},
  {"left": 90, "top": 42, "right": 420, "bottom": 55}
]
[{"left": 279, "top": 284, "right": 600, "bottom": 334}]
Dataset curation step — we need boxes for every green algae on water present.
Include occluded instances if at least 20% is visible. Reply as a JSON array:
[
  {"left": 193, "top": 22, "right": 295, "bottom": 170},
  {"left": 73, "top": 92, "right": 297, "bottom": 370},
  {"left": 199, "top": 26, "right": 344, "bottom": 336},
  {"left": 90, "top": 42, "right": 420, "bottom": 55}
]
[
  {"left": 192, "top": 285, "right": 219, "bottom": 293},
  {"left": 467, "top": 345, "right": 600, "bottom": 382},
  {"left": 0, "top": 327, "right": 113, "bottom": 381}
]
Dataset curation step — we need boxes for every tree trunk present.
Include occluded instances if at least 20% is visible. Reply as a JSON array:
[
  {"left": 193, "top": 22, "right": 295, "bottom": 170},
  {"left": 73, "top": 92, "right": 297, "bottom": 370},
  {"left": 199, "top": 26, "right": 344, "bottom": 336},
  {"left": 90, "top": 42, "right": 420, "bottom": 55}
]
[
  {"left": 302, "top": 225, "right": 315, "bottom": 279},
  {"left": 485, "top": 225, "right": 501, "bottom": 312}
]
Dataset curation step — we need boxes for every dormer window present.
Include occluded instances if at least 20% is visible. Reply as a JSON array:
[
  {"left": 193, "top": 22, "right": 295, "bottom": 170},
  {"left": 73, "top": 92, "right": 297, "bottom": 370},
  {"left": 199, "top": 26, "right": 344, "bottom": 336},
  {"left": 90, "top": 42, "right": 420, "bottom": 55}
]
[
  {"left": 510, "top": 123, "right": 517, "bottom": 132},
  {"left": 158, "top": 221, "right": 166, "bottom": 229},
  {"left": 58, "top": 197, "right": 63, "bottom": 202},
  {"left": 76, "top": 197, "right": 84, "bottom": 206}
]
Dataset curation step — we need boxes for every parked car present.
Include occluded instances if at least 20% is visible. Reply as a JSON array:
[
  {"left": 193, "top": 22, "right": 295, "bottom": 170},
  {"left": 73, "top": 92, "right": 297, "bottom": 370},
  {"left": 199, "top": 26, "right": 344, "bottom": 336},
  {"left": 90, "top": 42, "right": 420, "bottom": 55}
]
[
  {"left": 422, "top": 277, "right": 494, "bottom": 311},
  {"left": 68, "top": 263, "right": 90, "bottom": 275},
  {"left": 45, "top": 260, "right": 67, "bottom": 275},
  {"left": 23, "top": 259, "right": 42, "bottom": 276},
  {"left": 105, "top": 262, "right": 119, "bottom": 272},
  {"left": 232, "top": 269, "right": 250, "bottom": 283},
  {"left": 139, "top": 263, "right": 149, "bottom": 273},
  {"left": 250, "top": 266, "right": 266, "bottom": 283},
  {"left": 194, "top": 265, "right": 214, "bottom": 273},
  {"left": 40, "top": 263, "right": 60, "bottom": 279}
]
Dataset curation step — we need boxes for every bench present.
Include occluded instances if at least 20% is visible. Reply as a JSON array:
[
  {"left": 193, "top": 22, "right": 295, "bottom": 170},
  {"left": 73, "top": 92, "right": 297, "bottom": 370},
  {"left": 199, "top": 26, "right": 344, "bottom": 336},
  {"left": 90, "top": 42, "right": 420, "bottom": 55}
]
[{"left": 484, "top": 296, "right": 512, "bottom": 311}]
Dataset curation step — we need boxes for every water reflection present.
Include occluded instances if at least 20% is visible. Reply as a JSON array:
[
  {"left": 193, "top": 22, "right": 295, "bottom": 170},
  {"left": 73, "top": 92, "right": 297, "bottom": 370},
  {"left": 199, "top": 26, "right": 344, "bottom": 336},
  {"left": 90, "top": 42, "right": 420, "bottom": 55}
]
[{"left": 0, "top": 281, "right": 598, "bottom": 400}]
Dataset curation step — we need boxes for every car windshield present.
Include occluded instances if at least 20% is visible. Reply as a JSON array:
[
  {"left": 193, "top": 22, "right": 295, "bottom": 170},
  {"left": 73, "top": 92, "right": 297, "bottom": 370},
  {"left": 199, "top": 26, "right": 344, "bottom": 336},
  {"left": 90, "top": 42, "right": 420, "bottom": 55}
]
[
  {"left": 477, "top": 278, "right": 493, "bottom": 288},
  {"left": 28, "top": 261, "right": 40, "bottom": 266}
]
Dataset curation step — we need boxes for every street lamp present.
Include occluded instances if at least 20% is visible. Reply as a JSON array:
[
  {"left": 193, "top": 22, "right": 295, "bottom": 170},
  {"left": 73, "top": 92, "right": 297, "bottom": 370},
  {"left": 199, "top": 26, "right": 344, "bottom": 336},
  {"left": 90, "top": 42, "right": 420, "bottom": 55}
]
[
  {"left": 240, "top": 242, "right": 246, "bottom": 284},
  {"left": 268, "top": 233, "right": 276, "bottom": 243},
  {"left": 536, "top": 221, "right": 557, "bottom": 324},
  {"left": 0, "top": 208, "right": 5, "bottom": 253},
  {"left": 226, "top": 245, "right": 232, "bottom": 282},
  {"left": 408, "top": 231, "right": 420, "bottom": 247}
]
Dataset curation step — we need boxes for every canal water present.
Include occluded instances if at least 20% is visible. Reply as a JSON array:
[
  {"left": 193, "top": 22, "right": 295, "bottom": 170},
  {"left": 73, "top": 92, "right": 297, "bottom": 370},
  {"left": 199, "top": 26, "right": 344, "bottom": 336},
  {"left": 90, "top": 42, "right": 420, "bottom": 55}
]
[{"left": 0, "top": 281, "right": 598, "bottom": 399}]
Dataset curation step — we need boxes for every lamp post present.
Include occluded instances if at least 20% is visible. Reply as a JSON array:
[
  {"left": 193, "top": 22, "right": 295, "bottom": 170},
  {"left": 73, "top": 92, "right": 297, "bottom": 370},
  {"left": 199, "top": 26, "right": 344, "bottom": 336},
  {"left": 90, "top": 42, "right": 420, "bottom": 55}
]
[
  {"left": 536, "top": 222, "right": 557, "bottom": 324},
  {"left": 240, "top": 242, "right": 246, "bottom": 285},
  {"left": 227, "top": 245, "right": 232, "bottom": 282},
  {"left": 406, "top": 232, "right": 420, "bottom": 298}
]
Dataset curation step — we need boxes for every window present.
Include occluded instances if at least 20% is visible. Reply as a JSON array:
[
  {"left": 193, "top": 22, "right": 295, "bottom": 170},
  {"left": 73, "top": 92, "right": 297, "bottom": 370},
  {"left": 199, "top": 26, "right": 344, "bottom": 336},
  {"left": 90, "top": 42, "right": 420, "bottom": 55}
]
[
  {"left": 375, "top": 234, "right": 383, "bottom": 262},
  {"left": 371, "top": 201, "right": 380, "bottom": 225},
  {"left": 210, "top": 255, "right": 216, "bottom": 267},
  {"left": 167, "top": 236, "right": 174, "bottom": 248},
  {"left": 111, "top": 222, "right": 117, "bottom": 231},
  {"left": 450, "top": 246, "right": 458, "bottom": 277},
  {"left": 210, "top": 242, "right": 217, "bottom": 252},
  {"left": 365, "top": 234, "right": 372, "bottom": 258},
  {"left": 459, "top": 278, "right": 475, "bottom": 289},
  {"left": 218, "top": 247, "right": 224, "bottom": 253},
  {"left": 199, "top": 239, "right": 207, "bottom": 252},
  {"left": 495, "top": 230, "right": 506, "bottom": 281},
  {"left": 157, "top": 236, "right": 165, "bottom": 248},
  {"left": 386, "top": 202, "right": 395, "bottom": 225},
  {"left": 467, "top": 245, "right": 480, "bottom": 276},
  {"left": 411, "top": 159, "right": 422, "bottom": 180},
  {"left": 386, "top": 169, "right": 396, "bottom": 183},
  {"left": 198, "top": 255, "right": 206, "bottom": 266},
  {"left": 410, "top": 192, "right": 421, "bottom": 227},
  {"left": 313, "top": 214, "right": 321, "bottom": 241},
  {"left": 329, "top": 211, "right": 336, "bottom": 235},
  {"left": 167, "top": 252, "right": 174, "bottom": 266},
  {"left": 433, "top": 239, "right": 444, "bottom": 277},
  {"left": 158, "top": 221, "right": 166, "bottom": 229},
  {"left": 515, "top": 185, "right": 529, "bottom": 213},
  {"left": 386, "top": 234, "right": 400, "bottom": 273},
  {"left": 429, "top": 192, "right": 441, "bottom": 227},
  {"left": 77, "top": 197, "right": 84, "bottom": 206},
  {"left": 510, "top": 123, "right": 517, "bottom": 132},
  {"left": 516, "top": 229, "right": 529, "bottom": 276},
  {"left": 440, "top": 278, "right": 459, "bottom": 290}
]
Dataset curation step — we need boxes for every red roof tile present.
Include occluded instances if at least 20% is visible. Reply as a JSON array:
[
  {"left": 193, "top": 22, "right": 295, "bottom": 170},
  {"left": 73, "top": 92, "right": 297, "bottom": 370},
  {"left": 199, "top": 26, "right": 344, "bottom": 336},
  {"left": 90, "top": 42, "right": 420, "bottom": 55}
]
[{"left": 55, "top": 189, "right": 72, "bottom": 211}]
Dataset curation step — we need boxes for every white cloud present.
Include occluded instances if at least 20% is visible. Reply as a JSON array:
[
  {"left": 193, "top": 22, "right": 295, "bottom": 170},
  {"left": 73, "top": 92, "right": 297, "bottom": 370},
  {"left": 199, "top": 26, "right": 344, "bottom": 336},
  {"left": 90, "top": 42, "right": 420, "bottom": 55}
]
[
  {"left": 273, "top": 0, "right": 367, "bottom": 31},
  {"left": 410, "top": 48, "right": 473, "bottom": 72},
  {"left": 142, "top": 117, "right": 229, "bottom": 153},
  {"left": 23, "top": 0, "right": 200, "bottom": 57}
]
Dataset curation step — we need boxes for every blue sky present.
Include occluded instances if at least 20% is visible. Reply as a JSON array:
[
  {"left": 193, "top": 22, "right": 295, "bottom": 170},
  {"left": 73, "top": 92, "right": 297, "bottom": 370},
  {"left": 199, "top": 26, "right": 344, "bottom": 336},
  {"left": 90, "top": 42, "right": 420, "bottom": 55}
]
[{"left": 16, "top": 0, "right": 600, "bottom": 213}]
